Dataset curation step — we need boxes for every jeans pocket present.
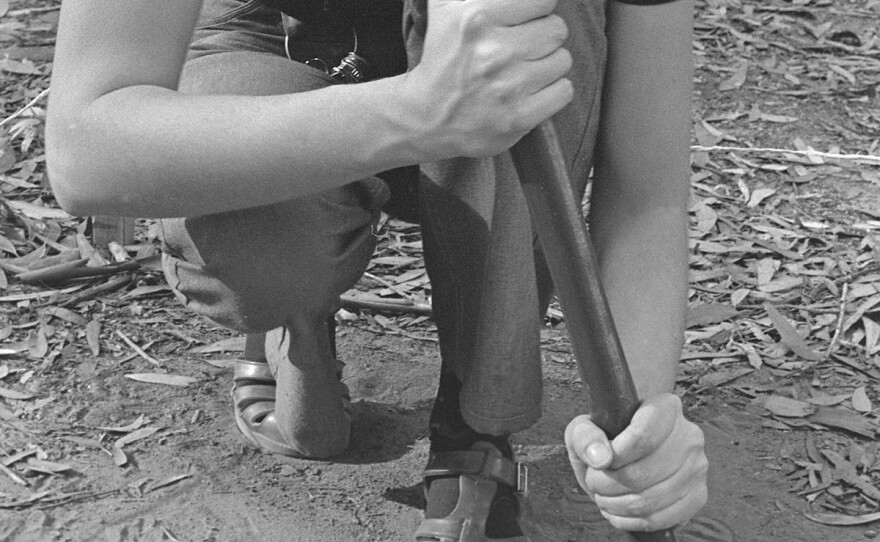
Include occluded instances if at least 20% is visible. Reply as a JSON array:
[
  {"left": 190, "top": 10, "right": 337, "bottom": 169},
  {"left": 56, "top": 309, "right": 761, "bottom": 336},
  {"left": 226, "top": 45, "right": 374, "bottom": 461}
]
[{"left": 197, "top": 0, "right": 264, "bottom": 28}]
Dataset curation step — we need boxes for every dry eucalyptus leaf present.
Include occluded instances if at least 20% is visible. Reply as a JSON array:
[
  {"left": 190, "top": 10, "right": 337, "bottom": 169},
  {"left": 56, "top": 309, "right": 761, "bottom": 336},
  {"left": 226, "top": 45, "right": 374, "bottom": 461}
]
[
  {"left": 25, "top": 458, "right": 75, "bottom": 474},
  {"left": 86, "top": 319, "right": 101, "bottom": 356},
  {"left": 125, "top": 373, "right": 199, "bottom": 387},
  {"left": 112, "top": 446, "right": 128, "bottom": 467},
  {"left": 810, "top": 407, "right": 876, "bottom": 439},
  {"left": 41, "top": 306, "right": 88, "bottom": 327},
  {"left": 686, "top": 303, "right": 738, "bottom": 328},
  {"left": 807, "top": 393, "right": 850, "bottom": 407},
  {"left": 98, "top": 414, "right": 148, "bottom": 433},
  {"left": 115, "top": 426, "right": 161, "bottom": 449},
  {"left": 851, "top": 386, "right": 873, "bottom": 413},
  {"left": 189, "top": 336, "right": 246, "bottom": 354},
  {"left": 763, "top": 395, "right": 815, "bottom": 418},
  {"left": 804, "top": 511, "right": 880, "bottom": 526},
  {"left": 0, "top": 386, "right": 33, "bottom": 400},
  {"left": 148, "top": 473, "right": 193, "bottom": 493},
  {"left": 764, "top": 303, "right": 823, "bottom": 361}
]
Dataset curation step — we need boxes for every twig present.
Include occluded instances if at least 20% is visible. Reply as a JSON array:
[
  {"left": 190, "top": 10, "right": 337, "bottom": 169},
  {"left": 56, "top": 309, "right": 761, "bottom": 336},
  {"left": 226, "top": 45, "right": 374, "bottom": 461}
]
[
  {"left": 359, "top": 326, "right": 438, "bottom": 343},
  {"left": 0, "top": 463, "right": 27, "bottom": 487},
  {"left": 826, "top": 283, "right": 849, "bottom": 360},
  {"left": 340, "top": 293, "right": 432, "bottom": 316},
  {"left": 362, "top": 272, "right": 419, "bottom": 302},
  {"left": 59, "top": 274, "right": 133, "bottom": 307},
  {"left": 0, "top": 88, "right": 49, "bottom": 129},
  {"left": 692, "top": 144, "right": 880, "bottom": 165},
  {"left": 18, "top": 259, "right": 139, "bottom": 285},
  {"left": 116, "top": 330, "right": 161, "bottom": 366}
]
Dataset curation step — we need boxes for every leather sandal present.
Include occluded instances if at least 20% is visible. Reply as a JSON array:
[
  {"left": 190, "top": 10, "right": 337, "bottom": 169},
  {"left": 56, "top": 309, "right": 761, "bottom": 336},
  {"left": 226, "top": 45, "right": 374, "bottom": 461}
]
[
  {"left": 231, "top": 358, "right": 351, "bottom": 458},
  {"left": 415, "top": 442, "right": 530, "bottom": 542}
]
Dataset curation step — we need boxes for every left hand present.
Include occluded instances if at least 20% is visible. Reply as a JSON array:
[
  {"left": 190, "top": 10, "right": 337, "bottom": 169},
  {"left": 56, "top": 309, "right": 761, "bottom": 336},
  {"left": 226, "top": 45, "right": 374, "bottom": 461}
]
[{"left": 564, "top": 393, "right": 708, "bottom": 532}]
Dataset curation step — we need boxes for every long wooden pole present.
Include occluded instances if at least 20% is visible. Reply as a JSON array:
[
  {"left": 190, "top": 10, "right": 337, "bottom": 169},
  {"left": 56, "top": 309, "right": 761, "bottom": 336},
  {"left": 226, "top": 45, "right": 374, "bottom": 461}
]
[{"left": 511, "top": 120, "right": 677, "bottom": 542}]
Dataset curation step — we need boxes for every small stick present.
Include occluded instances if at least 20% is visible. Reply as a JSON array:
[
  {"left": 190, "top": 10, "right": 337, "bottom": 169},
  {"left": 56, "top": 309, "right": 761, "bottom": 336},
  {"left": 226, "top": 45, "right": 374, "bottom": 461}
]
[
  {"left": 0, "top": 463, "right": 27, "bottom": 487},
  {"left": 826, "top": 282, "right": 849, "bottom": 359},
  {"left": 340, "top": 294, "right": 432, "bottom": 316},
  {"left": 692, "top": 144, "right": 880, "bottom": 165},
  {"left": 362, "top": 272, "right": 418, "bottom": 302},
  {"left": 60, "top": 274, "right": 133, "bottom": 307},
  {"left": 116, "top": 331, "right": 161, "bottom": 366},
  {"left": 0, "top": 88, "right": 49, "bottom": 129},
  {"left": 18, "top": 259, "right": 139, "bottom": 285}
]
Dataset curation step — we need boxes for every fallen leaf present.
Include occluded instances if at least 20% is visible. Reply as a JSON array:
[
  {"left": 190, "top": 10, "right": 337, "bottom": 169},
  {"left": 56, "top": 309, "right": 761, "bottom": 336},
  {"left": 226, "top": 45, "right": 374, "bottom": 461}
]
[
  {"left": 0, "top": 386, "right": 33, "bottom": 400},
  {"left": 41, "top": 306, "right": 88, "bottom": 327},
  {"left": 148, "top": 473, "right": 193, "bottom": 493},
  {"left": 686, "top": 303, "right": 738, "bottom": 328},
  {"left": 203, "top": 359, "right": 236, "bottom": 369},
  {"left": 807, "top": 393, "right": 850, "bottom": 407},
  {"left": 25, "top": 458, "right": 76, "bottom": 474},
  {"left": 98, "top": 415, "right": 149, "bottom": 433},
  {"left": 764, "top": 303, "right": 823, "bottom": 361},
  {"left": 851, "top": 386, "right": 873, "bottom": 413},
  {"left": 59, "top": 436, "right": 107, "bottom": 450},
  {"left": 189, "top": 336, "right": 245, "bottom": 354},
  {"left": 121, "top": 285, "right": 172, "bottom": 300},
  {"left": 763, "top": 395, "right": 815, "bottom": 417},
  {"left": 810, "top": 407, "right": 876, "bottom": 439},
  {"left": 719, "top": 61, "right": 749, "bottom": 91},
  {"left": 748, "top": 188, "right": 777, "bottom": 208},
  {"left": 740, "top": 343, "right": 763, "bottom": 369},
  {"left": 86, "top": 320, "right": 101, "bottom": 356},
  {"left": 112, "top": 446, "right": 128, "bottom": 467},
  {"left": 115, "top": 426, "right": 161, "bottom": 449},
  {"left": 125, "top": 373, "right": 199, "bottom": 387},
  {"left": 27, "top": 327, "right": 48, "bottom": 359},
  {"left": 804, "top": 510, "right": 880, "bottom": 526}
]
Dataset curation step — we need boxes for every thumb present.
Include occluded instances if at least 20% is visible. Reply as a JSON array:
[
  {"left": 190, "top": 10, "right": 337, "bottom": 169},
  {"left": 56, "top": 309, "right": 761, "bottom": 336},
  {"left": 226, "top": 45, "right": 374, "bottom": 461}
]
[{"left": 565, "top": 414, "right": 614, "bottom": 470}]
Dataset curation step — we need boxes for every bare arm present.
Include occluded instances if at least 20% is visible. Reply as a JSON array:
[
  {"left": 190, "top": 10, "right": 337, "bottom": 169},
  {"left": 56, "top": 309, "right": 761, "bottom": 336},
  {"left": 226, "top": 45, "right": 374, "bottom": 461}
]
[
  {"left": 589, "top": 0, "right": 694, "bottom": 398},
  {"left": 566, "top": 2, "right": 706, "bottom": 532},
  {"left": 46, "top": 0, "right": 572, "bottom": 218}
]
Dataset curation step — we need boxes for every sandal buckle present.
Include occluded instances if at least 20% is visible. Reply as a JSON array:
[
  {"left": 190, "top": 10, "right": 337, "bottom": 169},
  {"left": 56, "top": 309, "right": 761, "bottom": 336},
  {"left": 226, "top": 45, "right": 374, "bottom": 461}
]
[{"left": 515, "top": 462, "right": 528, "bottom": 495}]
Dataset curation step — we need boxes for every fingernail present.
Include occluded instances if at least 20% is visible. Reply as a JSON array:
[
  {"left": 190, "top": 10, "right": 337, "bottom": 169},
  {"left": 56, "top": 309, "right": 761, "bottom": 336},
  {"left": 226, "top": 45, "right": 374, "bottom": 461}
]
[{"left": 585, "top": 443, "right": 611, "bottom": 466}]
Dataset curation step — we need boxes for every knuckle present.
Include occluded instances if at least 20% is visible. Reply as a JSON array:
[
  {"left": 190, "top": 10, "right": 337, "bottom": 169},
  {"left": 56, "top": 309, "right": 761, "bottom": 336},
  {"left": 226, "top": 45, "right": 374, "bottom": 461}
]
[
  {"left": 461, "top": 3, "right": 490, "bottom": 34},
  {"left": 627, "top": 425, "right": 654, "bottom": 456},
  {"left": 622, "top": 464, "right": 650, "bottom": 489},
  {"left": 625, "top": 498, "right": 652, "bottom": 518}
]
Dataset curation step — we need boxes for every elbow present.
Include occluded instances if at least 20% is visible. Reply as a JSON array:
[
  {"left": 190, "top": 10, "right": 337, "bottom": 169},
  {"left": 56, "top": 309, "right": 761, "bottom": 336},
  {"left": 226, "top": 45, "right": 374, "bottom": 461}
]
[{"left": 45, "top": 119, "right": 109, "bottom": 217}]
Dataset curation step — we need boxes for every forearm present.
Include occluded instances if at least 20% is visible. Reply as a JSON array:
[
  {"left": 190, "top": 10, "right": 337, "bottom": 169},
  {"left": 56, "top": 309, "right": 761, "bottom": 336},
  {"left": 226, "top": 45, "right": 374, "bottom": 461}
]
[
  {"left": 589, "top": 0, "right": 694, "bottom": 397},
  {"left": 47, "top": 77, "right": 423, "bottom": 218}
]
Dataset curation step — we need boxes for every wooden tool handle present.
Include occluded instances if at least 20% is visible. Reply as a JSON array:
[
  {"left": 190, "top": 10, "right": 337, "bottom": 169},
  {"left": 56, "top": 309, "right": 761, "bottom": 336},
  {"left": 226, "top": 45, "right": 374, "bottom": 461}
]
[{"left": 511, "top": 120, "right": 678, "bottom": 542}]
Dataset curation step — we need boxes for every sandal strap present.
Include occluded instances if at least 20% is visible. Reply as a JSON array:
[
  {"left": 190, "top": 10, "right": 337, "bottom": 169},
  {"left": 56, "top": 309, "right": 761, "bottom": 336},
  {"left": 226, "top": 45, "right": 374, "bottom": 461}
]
[
  {"left": 232, "top": 384, "right": 276, "bottom": 407},
  {"left": 423, "top": 450, "right": 526, "bottom": 493},
  {"left": 239, "top": 400, "right": 275, "bottom": 425},
  {"left": 234, "top": 359, "right": 274, "bottom": 383}
]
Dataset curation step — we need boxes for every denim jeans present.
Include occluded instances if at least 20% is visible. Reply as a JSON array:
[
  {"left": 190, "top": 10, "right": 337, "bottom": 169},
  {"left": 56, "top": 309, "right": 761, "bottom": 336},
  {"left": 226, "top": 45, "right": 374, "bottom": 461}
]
[{"left": 160, "top": 0, "right": 607, "bottom": 436}]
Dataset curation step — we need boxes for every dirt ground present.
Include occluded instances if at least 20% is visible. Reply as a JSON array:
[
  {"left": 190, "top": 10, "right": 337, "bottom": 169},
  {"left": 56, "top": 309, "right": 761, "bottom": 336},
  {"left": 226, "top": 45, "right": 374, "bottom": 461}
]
[
  {"left": 2, "top": 0, "right": 880, "bottom": 541},
  {"left": 0, "top": 325, "right": 876, "bottom": 542}
]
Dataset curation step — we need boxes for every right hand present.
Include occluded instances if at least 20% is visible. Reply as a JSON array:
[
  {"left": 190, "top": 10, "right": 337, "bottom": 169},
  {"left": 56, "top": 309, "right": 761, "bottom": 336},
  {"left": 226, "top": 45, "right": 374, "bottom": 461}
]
[{"left": 403, "top": 0, "right": 573, "bottom": 160}]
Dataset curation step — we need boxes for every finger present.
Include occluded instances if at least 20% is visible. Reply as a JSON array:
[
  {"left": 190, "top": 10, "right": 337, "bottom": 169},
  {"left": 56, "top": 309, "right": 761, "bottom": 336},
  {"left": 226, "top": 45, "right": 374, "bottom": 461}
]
[
  {"left": 591, "top": 451, "right": 708, "bottom": 517},
  {"left": 599, "top": 479, "right": 708, "bottom": 532},
  {"left": 462, "top": 0, "right": 559, "bottom": 27},
  {"left": 501, "top": 14, "right": 569, "bottom": 61},
  {"left": 503, "top": 47, "right": 572, "bottom": 100},
  {"left": 565, "top": 414, "right": 614, "bottom": 471},
  {"left": 507, "top": 76, "right": 573, "bottom": 133},
  {"left": 609, "top": 394, "right": 681, "bottom": 469},
  {"left": 588, "top": 419, "right": 706, "bottom": 497}
]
